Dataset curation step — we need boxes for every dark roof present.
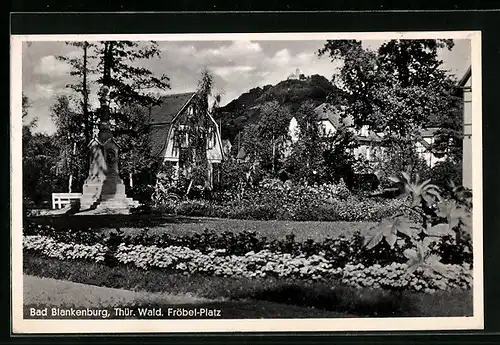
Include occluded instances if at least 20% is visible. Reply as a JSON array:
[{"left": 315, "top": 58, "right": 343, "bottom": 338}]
[
  {"left": 149, "top": 92, "right": 195, "bottom": 125},
  {"left": 314, "top": 103, "right": 354, "bottom": 128},
  {"left": 150, "top": 124, "right": 171, "bottom": 157},
  {"left": 458, "top": 66, "right": 471, "bottom": 88},
  {"left": 420, "top": 127, "right": 441, "bottom": 138},
  {"left": 355, "top": 132, "right": 383, "bottom": 143}
]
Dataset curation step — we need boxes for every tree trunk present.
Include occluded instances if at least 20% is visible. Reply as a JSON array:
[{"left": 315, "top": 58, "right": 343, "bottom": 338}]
[
  {"left": 272, "top": 135, "right": 276, "bottom": 175},
  {"left": 82, "top": 42, "right": 90, "bottom": 145},
  {"left": 185, "top": 179, "right": 193, "bottom": 198}
]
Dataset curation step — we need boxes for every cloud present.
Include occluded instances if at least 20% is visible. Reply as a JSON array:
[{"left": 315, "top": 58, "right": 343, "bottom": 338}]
[
  {"left": 22, "top": 39, "right": 470, "bottom": 135},
  {"left": 33, "top": 84, "right": 56, "bottom": 100},
  {"left": 211, "top": 65, "right": 256, "bottom": 78},
  {"left": 152, "top": 41, "right": 342, "bottom": 106},
  {"left": 207, "top": 40, "right": 263, "bottom": 60},
  {"left": 34, "top": 55, "right": 71, "bottom": 77}
]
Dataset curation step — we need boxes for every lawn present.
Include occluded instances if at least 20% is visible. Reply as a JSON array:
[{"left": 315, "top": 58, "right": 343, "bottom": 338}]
[
  {"left": 24, "top": 275, "right": 353, "bottom": 319},
  {"left": 27, "top": 214, "right": 376, "bottom": 242},
  {"left": 24, "top": 253, "right": 473, "bottom": 318},
  {"left": 23, "top": 214, "right": 473, "bottom": 318}
]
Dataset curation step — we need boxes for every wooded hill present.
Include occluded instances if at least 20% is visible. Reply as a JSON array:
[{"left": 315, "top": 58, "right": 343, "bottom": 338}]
[
  {"left": 215, "top": 72, "right": 462, "bottom": 146},
  {"left": 216, "top": 74, "right": 345, "bottom": 142}
]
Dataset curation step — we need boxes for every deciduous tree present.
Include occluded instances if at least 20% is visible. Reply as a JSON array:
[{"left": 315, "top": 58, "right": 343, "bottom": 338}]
[
  {"left": 50, "top": 95, "right": 87, "bottom": 192},
  {"left": 242, "top": 101, "right": 291, "bottom": 176},
  {"left": 318, "top": 39, "right": 463, "bottom": 180},
  {"left": 56, "top": 41, "right": 96, "bottom": 145},
  {"left": 285, "top": 102, "right": 323, "bottom": 183}
]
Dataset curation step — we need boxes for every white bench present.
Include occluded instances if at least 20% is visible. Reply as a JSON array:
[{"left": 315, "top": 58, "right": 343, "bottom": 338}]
[{"left": 51, "top": 193, "right": 83, "bottom": 209}]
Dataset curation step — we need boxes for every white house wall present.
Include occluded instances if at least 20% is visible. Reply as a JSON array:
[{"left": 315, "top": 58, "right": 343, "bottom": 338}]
[
  {"left": 163, "top": 127, "right": 180, "bottom": 162},
  {"left": 207, "top": 131, "right": 223, "bottom": 163},
  {"left": 415, "top": 138, "right": 446, "bottom": 168},
  {"left": 320, "top": 120, "right": 336, "bottom": 136},
  {"left": 288, "top": 117, "right": 300, "bottom": 143},
  {"left": 462, "top": 76, "right": 472, "bottom": 189}
]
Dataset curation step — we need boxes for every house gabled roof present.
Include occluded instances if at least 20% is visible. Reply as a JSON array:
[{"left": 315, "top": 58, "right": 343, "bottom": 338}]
[
  {"left": 148, "top": 91, "right": 225, "bottom": 159},
  {"left": 150, "top": 124, "right": 171, "bottom": 157},
  {"left": 314, "top": 103, "right": 354, "bottom": 128},
  {"left": 458, "top": 66, "right": 471, "bottom": 88},
  {"left": 355, "top": 131, "right": 383, "bottom": 143},
  {"left": 148, "top": 92, "right": 195, "bottom": 157},
  {"left": 314, "top": 103, "right": 383, "bottom": 143},
  {"left": 149, "top": 92, "right": 196, "bottom": 125},
  {"left": 420, "top": 127, "right": 441, "bottom": 138}
]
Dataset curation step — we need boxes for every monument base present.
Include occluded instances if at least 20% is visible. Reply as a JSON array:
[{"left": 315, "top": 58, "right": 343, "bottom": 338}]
[{"left": 79, "top": 178, "right": 140, "bottom": 213}]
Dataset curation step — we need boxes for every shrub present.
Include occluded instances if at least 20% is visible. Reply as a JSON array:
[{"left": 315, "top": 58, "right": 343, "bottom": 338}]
[
  {"left": 23, "top": 234, "right": 473, "bottom": 293},
  {"left": 148, "top": 177, "right": 411, "bottom": 222},
  {"left": 427, "top": 159, "right": 462, "bottom": 190},
  {"left": 361, "top": 171, "right": 473, "bottom": 281},
  {"left": 23, "top": 222, "right": 472, "bottom": 269},
  {"left": 429, "top": 235, "right": 473, "bottom": 266},
  {"left": 129, "top": 184, "right": 154, "bottom": 204},
  {"left": 175, "top": 200, "right": 212, "bottom": 217}
]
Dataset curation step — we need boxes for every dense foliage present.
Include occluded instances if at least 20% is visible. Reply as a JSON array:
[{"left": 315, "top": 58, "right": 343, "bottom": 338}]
[
  {"left": 148, "top": 178, "right": 413, "bottom": 222},
  {"left": 23, "top": 228, "right": 472, "bottom": 293},
  {"left": 22, "top": 127, "right": 67, "bottom": 207},
  {"left": 318, "top": 39, "right": 464, "bottom": 186},
  {"left": 24, "top": 169, "right": 473, "bottom": 294},
  {"left": 361, "top": 171, "right": 473, "bottom": 281}
]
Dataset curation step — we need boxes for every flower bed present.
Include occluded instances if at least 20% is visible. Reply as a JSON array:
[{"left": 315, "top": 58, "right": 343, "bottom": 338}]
[
  {"left": 151, "top": 178, "right": 413, "bottom": 222},
  {"left": 23, "top": 233, "right": 472, "bottom": 294},
  {"left": 169, "top": 196, "right": 412, "bottom": 222},
  {"left": 24, "top": 222, "right": 472, "bottom": 267}
]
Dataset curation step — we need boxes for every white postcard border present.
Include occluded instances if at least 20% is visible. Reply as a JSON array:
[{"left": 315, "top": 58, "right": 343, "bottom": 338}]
[{"left": 11, "top": 30, "right": 484, "bottom": 334}]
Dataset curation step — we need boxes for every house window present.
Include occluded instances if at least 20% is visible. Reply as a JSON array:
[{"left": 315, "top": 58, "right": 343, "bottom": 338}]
[
  {"left": 172, "top": 128, "right": 180, "bottom": 150},
  {"left": 173, "top": 127, "right": 189, "bottom": 150},
  {"left": 207, "top": 127, "right": 216, "bottom": 150}
]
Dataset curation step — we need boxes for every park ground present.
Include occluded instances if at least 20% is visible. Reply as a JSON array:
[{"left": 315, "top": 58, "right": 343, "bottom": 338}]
[{"left": 23, "top": 215, "right": 473, "bottom": 319}]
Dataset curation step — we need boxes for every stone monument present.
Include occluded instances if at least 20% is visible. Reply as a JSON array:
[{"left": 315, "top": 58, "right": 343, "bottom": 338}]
[{"left": 79, "top": 86, "right": 139, "bottom": 213}]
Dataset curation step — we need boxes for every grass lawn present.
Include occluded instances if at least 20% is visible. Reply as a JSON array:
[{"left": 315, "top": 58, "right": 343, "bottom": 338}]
[
  {"left": 24, "top": 275, "right": 353, "bottom": 319},
  {"left": 23, "top": 275, "right": 216, "bottom": 308},
  {"left": 27, "top": 214, "right": 376, "bottom": 242},
  {"left": 24, "top": 253, "right": 473, "bottom": 318}
]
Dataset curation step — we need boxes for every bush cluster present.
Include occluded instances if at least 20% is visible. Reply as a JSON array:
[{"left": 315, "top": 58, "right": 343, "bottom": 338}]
[
  {"left": 337, "top": 263, "right": 472, "bottom": 293},
  {"left": 24, "top": 223, "right": 471, "bottom": 268},
  {"left": 23, "top": 234, "right": 472, "bottom": 293},
  {"left": 23, "top": 235, "right": 106, "bottom": 262},
  {"left": 168, "top": 196, "right": 411, "bottom": 222},
  {"left": 146, "top": 178, "right": 412, "bottom": 222}
]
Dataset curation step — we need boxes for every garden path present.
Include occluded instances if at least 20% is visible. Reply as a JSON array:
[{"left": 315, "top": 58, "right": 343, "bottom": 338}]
[{"left": 23, "top": 274, "right": 217, "bottom": 308}]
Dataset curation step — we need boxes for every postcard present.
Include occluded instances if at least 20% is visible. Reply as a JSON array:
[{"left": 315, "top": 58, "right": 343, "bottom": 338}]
[{"left": 11, "top": 30, "right": 483, "bottom": 333}]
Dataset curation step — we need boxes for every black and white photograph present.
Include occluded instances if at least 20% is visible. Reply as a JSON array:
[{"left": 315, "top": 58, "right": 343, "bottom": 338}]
[{"left": 11, "top": 31, "right": 483, "bottom": 333}]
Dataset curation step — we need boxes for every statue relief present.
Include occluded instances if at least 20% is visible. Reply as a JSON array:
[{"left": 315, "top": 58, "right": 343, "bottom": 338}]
[{"left": 106, "top": 148, "right": 117, "bottom": 175}]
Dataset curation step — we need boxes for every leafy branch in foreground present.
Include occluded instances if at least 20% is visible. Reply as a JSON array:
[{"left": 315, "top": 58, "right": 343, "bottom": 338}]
[{"left": 364, "top": 170, "right": 473, "bottom": 278}]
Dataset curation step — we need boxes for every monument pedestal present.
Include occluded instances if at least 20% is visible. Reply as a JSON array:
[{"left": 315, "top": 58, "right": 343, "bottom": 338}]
[
  {"left": 79, "top": 139, "right": 140, "bottom": 213},
  {"left": 78, "top": 86, "right": 139, "bottom": 214}
]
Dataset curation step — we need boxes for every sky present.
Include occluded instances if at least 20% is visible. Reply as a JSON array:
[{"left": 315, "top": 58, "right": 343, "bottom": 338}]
[{"left": 22, "top": 39, "right": 471, "bottom": 134}]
